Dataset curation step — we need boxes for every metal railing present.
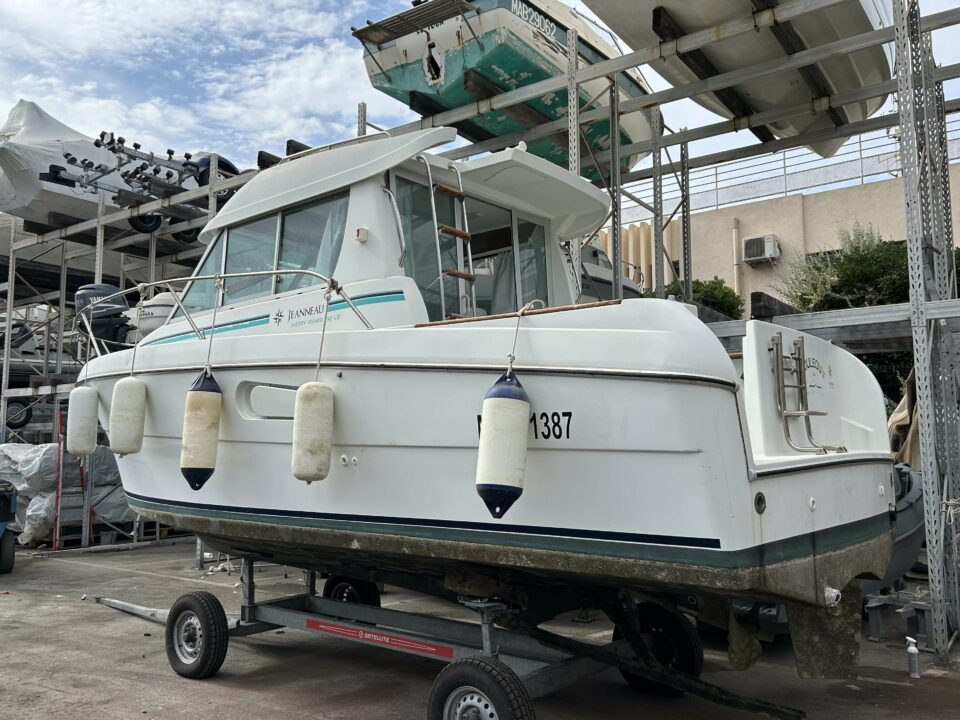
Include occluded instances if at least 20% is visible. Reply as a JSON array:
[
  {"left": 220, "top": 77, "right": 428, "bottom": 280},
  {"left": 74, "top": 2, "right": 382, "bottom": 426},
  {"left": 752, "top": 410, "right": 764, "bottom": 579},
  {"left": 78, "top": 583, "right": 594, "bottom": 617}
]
[
  {"left": 76, "top": 269, "right": 372, "bottom": 360},
  {"left": 620, "top": 114, "right": 960, "bottom": 223}
]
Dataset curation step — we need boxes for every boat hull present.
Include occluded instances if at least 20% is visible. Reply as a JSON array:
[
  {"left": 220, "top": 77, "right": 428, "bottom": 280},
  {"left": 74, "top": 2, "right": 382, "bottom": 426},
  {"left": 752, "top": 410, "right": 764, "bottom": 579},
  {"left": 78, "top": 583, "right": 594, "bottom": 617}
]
[
  {"left": 584, "top": 0, "right": 893, "bottom": 158},
  {"left": 134, "top": 491, "right": 892, "bottom": 606},
  {"left": 361, "top": 0, "right": 654, "bottom": 171},
  {"left": 82, "top": 296, "right": 894, "bottom": 608}
]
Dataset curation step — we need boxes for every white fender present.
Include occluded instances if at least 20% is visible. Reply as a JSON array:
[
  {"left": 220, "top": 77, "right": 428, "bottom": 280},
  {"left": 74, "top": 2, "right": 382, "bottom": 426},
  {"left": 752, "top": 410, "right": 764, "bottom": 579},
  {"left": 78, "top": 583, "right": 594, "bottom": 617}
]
[
  {"left": 66, "top": 385, "right": 99, "bottom": 457},
  {"left": 109, "top": 376, "right": 147, "bottom": 455},
  {"left": 292, "top": 382, "right": 334, "bottom": 482},
  {"left": 180, "top": 371, "right": 222, "bottom": 491}
]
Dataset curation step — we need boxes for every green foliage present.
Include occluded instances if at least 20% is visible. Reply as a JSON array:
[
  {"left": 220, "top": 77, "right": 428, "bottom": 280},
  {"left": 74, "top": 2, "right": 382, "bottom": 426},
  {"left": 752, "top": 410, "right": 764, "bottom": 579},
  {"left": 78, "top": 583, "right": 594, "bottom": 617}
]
[
  {"left": 657, "top": 275, "right": 745, "bottom": 320},
  {"left": 776, "top": 222, "right": 911, "bottom": 312}
]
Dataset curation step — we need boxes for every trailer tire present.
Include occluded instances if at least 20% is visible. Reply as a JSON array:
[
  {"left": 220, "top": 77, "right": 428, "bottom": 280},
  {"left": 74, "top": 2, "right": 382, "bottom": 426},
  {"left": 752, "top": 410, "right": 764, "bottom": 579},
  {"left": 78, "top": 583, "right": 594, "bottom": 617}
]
[
  {"left": 613, "top": 603, "right": 703, "bottom": 697},
  {"left": 165, "top": 591, "right": 229, "bottom": 679},
  {"left": 428, "top": 656, "right": 535, "bottom": 720},
  {"left": 0, "top": 530, "right": 15, "bottom": 574},
  {"left": 5, "top": 400, "right": 31, "bottom": 430},
  {"left": 322, "top": 576, "right": 381, "bottom": 607},
  {"left": 128, "top": 214, "right": 163, "bottom": 234}
]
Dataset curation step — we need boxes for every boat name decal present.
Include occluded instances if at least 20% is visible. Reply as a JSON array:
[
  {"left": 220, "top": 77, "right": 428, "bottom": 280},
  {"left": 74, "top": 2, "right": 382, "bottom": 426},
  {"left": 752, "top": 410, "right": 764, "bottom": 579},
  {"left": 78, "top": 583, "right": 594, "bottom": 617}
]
[
  {"left": 276, "top": 303, "right": 342, "bottom": 328},
  {"left": 477, "top": 410, "right": 573, "bottom": 439},
  {"left": 510, "top": 0, "right": 557, "bottom": 38}
]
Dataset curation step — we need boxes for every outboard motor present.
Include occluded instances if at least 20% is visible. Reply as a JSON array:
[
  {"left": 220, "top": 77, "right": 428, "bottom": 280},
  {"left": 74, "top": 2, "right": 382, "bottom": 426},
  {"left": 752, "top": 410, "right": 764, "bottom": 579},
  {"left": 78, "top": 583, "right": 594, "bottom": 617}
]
[{"left": 75, "top": 284, "right": 131, "bottom": 345}]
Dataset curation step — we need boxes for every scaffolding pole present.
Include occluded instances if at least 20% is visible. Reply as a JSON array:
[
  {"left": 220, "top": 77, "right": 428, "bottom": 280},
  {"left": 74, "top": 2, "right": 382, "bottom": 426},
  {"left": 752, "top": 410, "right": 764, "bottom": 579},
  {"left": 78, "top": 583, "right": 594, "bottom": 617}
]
[
  {"left": 894, "top": 0, "right": 956, "bottom": 661},
  {"left": 1, "top": 220, "right": 16, "bottom": 444},
  {"left": 681, "top": 142, "right": 692, "bottom": 301},
  {"left": 609, "top": 80, "right": 622, "bottom": 300},
  {"left": 567, "top": 28, "right": 582, "bottom": 300},
  {"left": 651, "top": 109, "right": 664, "bottom": 298}
]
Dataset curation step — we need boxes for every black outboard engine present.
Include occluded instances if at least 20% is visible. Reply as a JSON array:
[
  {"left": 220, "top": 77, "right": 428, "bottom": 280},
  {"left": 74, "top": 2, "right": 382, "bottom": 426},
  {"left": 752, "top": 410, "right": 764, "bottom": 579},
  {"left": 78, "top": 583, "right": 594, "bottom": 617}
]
[{"left": 75, "top": 284, "right": 131, "bottom": 346}]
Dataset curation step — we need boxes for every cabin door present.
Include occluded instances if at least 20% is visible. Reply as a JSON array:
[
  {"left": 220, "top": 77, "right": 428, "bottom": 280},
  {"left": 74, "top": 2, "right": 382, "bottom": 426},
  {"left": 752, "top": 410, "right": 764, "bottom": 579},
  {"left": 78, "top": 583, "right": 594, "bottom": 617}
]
[{"left": 394, "top": 176, "right": 472, "bottom": 321}]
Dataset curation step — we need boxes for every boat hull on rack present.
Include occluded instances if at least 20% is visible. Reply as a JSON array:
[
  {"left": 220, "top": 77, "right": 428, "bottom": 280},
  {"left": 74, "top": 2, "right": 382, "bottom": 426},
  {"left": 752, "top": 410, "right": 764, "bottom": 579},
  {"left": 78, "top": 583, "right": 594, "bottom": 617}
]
[
  {"left": 358, "top": 0, "right": 656, "bottom": 172},
  {"left": 584, "top": 0, "right": 893, "bottom": 158}
]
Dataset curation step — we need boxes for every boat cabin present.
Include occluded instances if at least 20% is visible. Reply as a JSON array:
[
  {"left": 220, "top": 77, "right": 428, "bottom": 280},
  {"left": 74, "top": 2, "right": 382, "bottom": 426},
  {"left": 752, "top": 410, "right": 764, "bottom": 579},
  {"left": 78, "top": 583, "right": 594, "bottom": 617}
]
[{"left": 169, "top": 128, "right": 610, "bottom": 332}]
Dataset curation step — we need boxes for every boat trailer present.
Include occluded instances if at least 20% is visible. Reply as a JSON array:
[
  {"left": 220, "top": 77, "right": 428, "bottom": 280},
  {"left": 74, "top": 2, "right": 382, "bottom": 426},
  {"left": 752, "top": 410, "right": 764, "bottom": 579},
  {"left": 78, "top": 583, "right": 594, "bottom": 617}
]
[{"left": 96, "top": 556, "right": 805, "bottom": 720}]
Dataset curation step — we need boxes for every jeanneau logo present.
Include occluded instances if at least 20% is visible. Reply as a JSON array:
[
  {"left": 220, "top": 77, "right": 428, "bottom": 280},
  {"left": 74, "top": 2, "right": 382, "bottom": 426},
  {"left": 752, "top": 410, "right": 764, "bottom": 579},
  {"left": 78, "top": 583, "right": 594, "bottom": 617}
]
[{"left": 275, "top": 302, "right": 341, "bottom": 328}]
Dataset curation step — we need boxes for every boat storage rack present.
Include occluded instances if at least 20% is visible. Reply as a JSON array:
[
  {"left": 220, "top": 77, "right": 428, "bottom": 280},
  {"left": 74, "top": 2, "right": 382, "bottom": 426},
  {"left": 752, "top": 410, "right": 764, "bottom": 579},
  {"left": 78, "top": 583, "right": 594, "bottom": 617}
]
[{"left": 97, "top": 556, "right": 805, "bottom": 720}]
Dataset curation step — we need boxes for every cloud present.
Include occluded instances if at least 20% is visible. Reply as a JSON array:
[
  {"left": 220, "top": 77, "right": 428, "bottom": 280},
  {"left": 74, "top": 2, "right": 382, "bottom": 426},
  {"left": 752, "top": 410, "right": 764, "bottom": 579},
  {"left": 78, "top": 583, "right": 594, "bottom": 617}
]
[{"left": 0, "top": 0, "right": 414, "bottom": 167}]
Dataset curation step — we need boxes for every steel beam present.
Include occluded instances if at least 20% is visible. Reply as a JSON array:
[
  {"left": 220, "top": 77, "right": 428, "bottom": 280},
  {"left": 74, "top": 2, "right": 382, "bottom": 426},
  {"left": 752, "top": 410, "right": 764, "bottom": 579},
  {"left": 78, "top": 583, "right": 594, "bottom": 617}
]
[
  {"left": 358, "top": 101, "right": 367, "bottom": 137},
  {"left": 1, "top": 220, "right": 16, "bottom": 443},
  {"left": 568, "top": 28, "right": 582, "bottom": 300},
  {"left": 609, "top": 82, "right": 622, "bottom": 300},
  {"left": 94, "top": 191, "right": 105, "bottom": 284},
  {"left": 651, "top": 110, "right": 664, "bottom": 298},
  {"left": 441, "top": 7, "right": 960, "bottom": 163},
  {"left": 894, "top": 0, "right": 950, "bottom": 661},
  {"left": 12, "top": 171, "right": 252, "bottom": 251},
  {"left": 623, "top": 96, "right": 960, "bottom": 184},
  {"left": 681, "top": 143, "right": 692, "bottom": 301}
]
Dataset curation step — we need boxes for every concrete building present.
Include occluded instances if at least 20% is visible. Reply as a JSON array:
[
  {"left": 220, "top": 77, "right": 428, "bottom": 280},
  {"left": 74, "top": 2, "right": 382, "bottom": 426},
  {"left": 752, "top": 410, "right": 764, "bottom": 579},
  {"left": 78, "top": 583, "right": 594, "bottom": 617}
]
[{"left": 600, "top": 157, "right": 960, "bottom": 308}]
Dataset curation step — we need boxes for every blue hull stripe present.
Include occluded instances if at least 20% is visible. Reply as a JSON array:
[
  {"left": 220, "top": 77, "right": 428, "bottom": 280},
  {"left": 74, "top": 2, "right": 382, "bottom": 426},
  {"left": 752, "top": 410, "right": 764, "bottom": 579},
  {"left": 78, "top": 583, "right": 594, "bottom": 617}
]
[{"left": 144, "top": 290, "right": 405, "bottom": 346}]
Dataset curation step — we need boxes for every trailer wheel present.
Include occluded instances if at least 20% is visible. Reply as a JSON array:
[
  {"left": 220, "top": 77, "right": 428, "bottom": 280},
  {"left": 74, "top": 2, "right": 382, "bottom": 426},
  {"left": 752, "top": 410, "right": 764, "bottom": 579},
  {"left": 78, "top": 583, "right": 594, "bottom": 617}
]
[
  {"left": 0, "top": 530, "right": 15, "bottom": 574},
  {"left": 428, "top": 656, "right": 535, "bottom": 720},
  {"left": 5, "top": 400, "right": 32, "bottom": 430},
  {"left": 322, "top": 575, "right": 381, "bottom": 607},
  {"left": 128, "top": 214, "right": 162, "bottom": 234},
  {"left": 165, "top": 591, "right": 229, "bottom": 679},
  {"left": 613, "top": 603, "right": 703, "bottom": 697}
]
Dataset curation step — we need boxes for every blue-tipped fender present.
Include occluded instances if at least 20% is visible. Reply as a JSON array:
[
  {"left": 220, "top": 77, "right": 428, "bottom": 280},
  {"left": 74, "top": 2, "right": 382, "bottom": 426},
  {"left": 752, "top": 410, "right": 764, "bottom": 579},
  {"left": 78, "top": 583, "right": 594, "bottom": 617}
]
[{"left": 476, "top": 372, "right": 530, "bottom": 519}]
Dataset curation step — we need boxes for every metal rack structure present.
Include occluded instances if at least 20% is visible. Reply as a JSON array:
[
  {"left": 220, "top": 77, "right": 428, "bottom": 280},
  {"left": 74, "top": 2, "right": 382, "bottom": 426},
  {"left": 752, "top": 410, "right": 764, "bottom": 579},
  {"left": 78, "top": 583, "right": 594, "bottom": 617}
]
[
  {"left": 373, "top": 0, "right": 960, "bottom": 660},
  {"left": 1, "top": 0, "right": 959, "bottom": 660}
]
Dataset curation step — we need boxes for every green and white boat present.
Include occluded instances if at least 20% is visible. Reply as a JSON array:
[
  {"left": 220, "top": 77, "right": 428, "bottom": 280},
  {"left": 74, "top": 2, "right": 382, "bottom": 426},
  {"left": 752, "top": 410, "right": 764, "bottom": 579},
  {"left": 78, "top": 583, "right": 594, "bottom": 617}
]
[{"left": 353, "top": 0, "right": 657, "bottom": 172}]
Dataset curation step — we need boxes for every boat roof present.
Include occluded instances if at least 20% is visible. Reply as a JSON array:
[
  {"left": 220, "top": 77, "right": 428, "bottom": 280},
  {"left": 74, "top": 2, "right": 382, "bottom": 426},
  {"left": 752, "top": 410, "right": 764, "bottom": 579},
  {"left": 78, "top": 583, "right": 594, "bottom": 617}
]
[
  {"left": 456, "top": 147, "right": 609, "bottom": 239},
  {"left": 200, "top": 127, "right": 456, "bottom": 244},
  {"left": 201, "top": 127, "right": 610, "bottom": 244}
]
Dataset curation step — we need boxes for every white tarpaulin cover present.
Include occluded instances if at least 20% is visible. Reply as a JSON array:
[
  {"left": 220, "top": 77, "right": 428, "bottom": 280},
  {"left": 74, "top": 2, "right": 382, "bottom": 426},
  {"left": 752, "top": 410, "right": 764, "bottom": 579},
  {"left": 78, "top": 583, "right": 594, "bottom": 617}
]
[
  {"left": 0, "top": 443, "right": 132, "bottom": 541},
  {"left": 0, "top": 100, "right": 122, "bottom": 226}
]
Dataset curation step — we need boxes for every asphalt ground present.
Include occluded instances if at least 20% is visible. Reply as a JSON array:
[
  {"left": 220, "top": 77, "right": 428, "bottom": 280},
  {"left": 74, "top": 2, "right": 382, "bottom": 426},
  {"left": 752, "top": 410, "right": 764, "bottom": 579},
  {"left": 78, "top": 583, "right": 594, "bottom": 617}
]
[{"left": 1, "top": 542, "right": 957, "bottom": 720}]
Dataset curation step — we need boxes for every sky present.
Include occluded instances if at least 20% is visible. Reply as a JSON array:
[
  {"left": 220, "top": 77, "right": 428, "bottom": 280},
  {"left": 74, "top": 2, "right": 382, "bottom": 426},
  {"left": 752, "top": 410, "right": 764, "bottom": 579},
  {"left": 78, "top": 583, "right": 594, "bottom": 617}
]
[{"left": 0, "top": 0, "right": 957, "bottom": 171}]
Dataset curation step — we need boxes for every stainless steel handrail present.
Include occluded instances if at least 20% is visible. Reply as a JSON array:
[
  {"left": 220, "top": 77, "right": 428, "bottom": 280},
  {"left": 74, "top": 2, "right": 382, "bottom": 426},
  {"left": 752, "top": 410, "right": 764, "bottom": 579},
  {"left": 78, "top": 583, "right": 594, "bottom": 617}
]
[
  {"left": 381, "top": 185, "right": 407, "bottom": 267},
  {"left": 77, "top": 269, "right": 373, "bottom": 354},
  {"left": 415, "top": 154, "right": 447, "bottom": 319}
]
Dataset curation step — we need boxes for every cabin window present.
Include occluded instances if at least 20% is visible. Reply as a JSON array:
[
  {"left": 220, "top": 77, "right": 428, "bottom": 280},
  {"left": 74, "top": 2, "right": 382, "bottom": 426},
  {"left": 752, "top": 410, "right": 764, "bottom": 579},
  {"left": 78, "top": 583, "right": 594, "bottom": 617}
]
[
  {"left": 516, "top": 219, "right": 548, "bottom": 306},
  {"left": 223, "top": 215, "right": 278, "bottom": 305},
  {"left": 276, "top": 191, "right": 349, "bottom": 293},
  {"left": 396, "top": 176, "right": 460, "bottom": 321},
  {"left": 177, "top": 233, "right": 224, "bottom": 315},
  {"left": 469, "top": 198, "right": 515, "bottom": 315}
]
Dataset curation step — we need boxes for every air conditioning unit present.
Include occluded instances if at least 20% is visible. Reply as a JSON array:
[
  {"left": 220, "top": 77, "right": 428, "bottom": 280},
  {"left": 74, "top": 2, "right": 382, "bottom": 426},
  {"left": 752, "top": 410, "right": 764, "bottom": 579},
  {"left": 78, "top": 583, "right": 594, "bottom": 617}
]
[{"left": 743, "top": 234, "right": 781, "bottom": 266}]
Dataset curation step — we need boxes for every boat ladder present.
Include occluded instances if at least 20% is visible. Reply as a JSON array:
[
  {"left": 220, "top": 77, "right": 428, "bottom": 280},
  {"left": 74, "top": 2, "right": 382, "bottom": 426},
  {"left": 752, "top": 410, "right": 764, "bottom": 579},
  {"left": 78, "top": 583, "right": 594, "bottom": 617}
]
[
  {"left": 770, "top": 331, "right": 846, "bottom": 454},
  {"left": 416, "top": 155, "right": 478, "bottom": 320}
]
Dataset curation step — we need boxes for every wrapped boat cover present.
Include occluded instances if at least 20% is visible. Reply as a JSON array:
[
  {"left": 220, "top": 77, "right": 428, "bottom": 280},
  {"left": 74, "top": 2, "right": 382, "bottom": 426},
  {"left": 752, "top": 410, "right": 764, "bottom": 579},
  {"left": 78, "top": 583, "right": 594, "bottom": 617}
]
[
  {"left": 0, "top": 99, "right": 120, "bottom": 219},
  {"left": 1, "top": 443, "right": 127, "bottom": 537}
]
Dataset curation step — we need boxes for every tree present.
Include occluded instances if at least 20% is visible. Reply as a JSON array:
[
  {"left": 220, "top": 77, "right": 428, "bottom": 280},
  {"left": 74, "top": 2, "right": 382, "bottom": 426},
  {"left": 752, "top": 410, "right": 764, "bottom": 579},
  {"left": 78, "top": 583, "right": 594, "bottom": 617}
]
[
  {"left": 776, "top": 222, "right": 932, "bottom": 402},
  {"left": 776, "top": 222, "right": 910, "bottom": 312},
  {"left": 659, "top": 276, "right": 744, "bottom": 319}
]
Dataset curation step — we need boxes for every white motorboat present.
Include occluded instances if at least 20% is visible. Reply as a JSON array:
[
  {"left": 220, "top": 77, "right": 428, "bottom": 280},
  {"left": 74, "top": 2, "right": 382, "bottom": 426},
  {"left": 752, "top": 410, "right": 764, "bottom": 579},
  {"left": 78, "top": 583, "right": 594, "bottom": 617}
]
[
  {"left": 73, "top": 128, "right": 894, "bottom": 678},
  {"left": 354, "top": 0, "right": 658, "bottom": 172},
  {"left": 584, "top": 0, "right": 893, "bottom": 158}
]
